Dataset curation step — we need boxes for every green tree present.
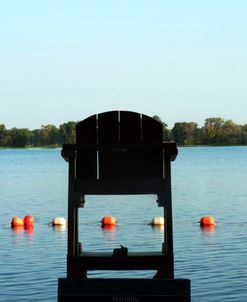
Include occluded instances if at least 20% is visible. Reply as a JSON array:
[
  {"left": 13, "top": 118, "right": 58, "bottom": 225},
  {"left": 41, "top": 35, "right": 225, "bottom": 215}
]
[
  {"left": 30, "top": 129, "right": 42, "bottom": 146},
  {"left": 202, "top": 118, "right": 225, "bottom": 144},
  {"left": 59, "top": 121, "right": 77, "bottom": 144},
  {"left": 8, "top": 128, "right": 32, "bottom": 147},
  {"left": 240, "top": 124, "right": 247, "bottom": 144},
  {"left": 221, "top": 120, "right": 242, "bottom": 145},
  {"left": 202, "top": 118, "right": 242, "bottom": 145},
  {"left": 0, "top": 124, "right": 8, "bottom": 146},
  {"left": 39, "top": 125, "right": 61, "bottom": 146},
  {"left": 172, "top": 122, "right": 200, "bottom": 145}
]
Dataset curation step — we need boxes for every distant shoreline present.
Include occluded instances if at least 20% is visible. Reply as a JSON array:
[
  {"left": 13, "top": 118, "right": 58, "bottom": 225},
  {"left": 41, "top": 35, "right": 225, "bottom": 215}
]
[
  {"left": 1, "top": 117, "right": 247, "bottom": 147},
  {"left": 0, "top": 145, "right": 61, "bottom": 149},
  {"left": 1, "top": 144, "right": 247, "bottom": 150}
]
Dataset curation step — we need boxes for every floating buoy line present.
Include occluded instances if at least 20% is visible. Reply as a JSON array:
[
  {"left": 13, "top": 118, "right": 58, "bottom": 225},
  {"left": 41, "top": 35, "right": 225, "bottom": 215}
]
[{"left": 9, "top": 215, "right": 216, "bottom": 230}]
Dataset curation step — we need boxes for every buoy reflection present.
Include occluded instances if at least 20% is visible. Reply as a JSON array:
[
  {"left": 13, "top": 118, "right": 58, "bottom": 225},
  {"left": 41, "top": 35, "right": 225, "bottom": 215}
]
[
  {"left": 102, "top": 224, "right": 116, "bottom": 240},
  {"left": 200, "top": 224, "right": 215, "bottom": 233},
  {"left": 53, "top": 225, "right": 66, "bottom": 232},
  {"left": 12, "top": 226, "right": 24, "bottom": 234},
  {"left": 151, "top": 224, "right": 164, "bottom": 233},
  {"left": 24, "top": 225, "right": 34, "bottom": 234}
]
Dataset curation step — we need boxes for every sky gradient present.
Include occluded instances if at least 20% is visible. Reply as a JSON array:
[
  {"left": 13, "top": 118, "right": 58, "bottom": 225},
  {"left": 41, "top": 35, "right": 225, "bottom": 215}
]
[{"left": 1, "top": 0, "right": 247, "bottom": 129}]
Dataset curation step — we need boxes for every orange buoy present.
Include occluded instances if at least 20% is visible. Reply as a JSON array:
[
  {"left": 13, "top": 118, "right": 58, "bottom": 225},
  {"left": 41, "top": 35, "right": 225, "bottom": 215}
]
[
  {"left": 23, "top": 215, "right": 34, "bottom": 226},
  {"left": 11, "top": 217, "right": 24, "bottom": 227},
  {"left": 101, "top": 216, "right": 117, "bottom": 227},
  {"left": 200, "top": 216, "right": 215, "bottom": 226}
]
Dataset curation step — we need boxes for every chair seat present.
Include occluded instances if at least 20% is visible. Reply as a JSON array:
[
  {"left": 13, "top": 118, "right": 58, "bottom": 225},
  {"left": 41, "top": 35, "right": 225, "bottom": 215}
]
[{"left": 75, "top": 178, "right": 166, "bottom": 195}]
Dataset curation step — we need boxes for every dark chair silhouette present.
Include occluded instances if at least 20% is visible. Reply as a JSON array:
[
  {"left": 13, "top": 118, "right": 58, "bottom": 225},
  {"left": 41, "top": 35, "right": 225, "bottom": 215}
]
[{"left": 58, "top": 111, "right": 190, "bottom": 301}]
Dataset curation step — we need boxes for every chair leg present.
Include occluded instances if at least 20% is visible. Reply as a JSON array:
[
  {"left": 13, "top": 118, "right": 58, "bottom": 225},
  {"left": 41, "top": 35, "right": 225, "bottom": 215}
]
[
  {"left": 153, "top": 256, "right": 174, "bottom": 279},
  {"left": 67, "top": 257, "right": 87, "bottom": 278}
]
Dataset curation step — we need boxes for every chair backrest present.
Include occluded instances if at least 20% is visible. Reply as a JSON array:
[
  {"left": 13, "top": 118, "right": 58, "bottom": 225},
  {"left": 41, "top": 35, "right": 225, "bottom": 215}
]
[{"left": 75, "top": 111, "right": 164, "bottom": 180}]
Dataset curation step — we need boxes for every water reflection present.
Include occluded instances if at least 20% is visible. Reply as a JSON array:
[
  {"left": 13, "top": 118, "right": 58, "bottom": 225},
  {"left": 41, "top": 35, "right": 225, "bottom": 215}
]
[
  {"left": 24, "top": 225, "right": 34, "bottom": 234},
  {"left": 151, "top": 225, "right": 164, "bottom": 232},
  {"left": 101, "top": 225, "right": 116, "bottom": 240},
  {"left": 12, "top": 225, "right": 34, "bottom": 235},
  {"left": 11, "top": 225, "right": 34, "bottom": 245},
  {"left": 11, "top": 226, "right": 24, "bottom": 235},
  {"left": 25, "top": 226, "right": 34, "bottom": 243},
  {"left": 53, "top": 225, "right": 66, "bottom": 232},
  {"left": 200, "top": 225, "right": 215, "bottom": 233}
]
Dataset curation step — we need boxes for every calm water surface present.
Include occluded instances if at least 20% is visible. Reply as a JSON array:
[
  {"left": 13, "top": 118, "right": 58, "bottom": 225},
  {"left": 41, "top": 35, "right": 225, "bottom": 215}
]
[{"left": 0, "top": 147, "right": 246, "bottom": 301}]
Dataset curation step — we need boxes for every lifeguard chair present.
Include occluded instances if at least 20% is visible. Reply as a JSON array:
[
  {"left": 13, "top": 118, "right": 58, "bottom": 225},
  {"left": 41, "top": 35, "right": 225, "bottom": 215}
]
[{"left": 58, "top": 111, "right": 190, "bottom": 301}]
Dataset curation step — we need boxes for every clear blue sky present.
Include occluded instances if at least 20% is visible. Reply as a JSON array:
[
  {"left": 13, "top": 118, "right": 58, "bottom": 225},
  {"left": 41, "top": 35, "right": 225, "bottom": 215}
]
[{"left": 1, "top": 0, "right": 247, "bottom": 129}]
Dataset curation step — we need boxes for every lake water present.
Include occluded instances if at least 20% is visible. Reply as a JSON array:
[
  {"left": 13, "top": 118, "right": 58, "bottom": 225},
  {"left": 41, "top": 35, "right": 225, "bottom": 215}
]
[{"left": 0, "top": 147, "right": 246, "bottom": 301}]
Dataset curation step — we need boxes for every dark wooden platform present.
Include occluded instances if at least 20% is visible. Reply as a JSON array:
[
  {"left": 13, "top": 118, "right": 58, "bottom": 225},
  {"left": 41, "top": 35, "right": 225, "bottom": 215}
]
[{"left": 58, "top": 278, "right": 191, "bottom": 302}]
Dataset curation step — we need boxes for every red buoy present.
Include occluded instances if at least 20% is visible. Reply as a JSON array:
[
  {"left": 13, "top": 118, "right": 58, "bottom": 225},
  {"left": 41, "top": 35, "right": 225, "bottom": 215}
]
[
  {"left": 200, "top": 216, "right": 215, "bottom": 226},
  {"left": 11, "top": 217, "right": 24, "bottom": 227},
  {"left": 101, "top": 216, "right": 117, "bottom": 227},
  {"left": 23, "top": 215, "right": 34, "bottom": 226}
]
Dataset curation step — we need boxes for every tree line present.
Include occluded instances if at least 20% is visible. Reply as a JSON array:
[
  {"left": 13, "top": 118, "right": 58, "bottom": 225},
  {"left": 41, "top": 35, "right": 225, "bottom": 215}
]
[
  {"left": 0, "top": 122, "right": 77, "bottom": 147},
  {"left": 0, "top": 117, "right": 247, "bottom": 147}
]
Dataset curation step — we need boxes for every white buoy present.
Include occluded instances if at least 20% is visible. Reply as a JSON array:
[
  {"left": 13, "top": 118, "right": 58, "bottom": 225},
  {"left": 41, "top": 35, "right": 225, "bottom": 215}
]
[
  {"left": 150, "top": 217, "right": 164, "bottom": 226},
  {"left": 52, "top": 217, "right": 66, "bottom": 226}
]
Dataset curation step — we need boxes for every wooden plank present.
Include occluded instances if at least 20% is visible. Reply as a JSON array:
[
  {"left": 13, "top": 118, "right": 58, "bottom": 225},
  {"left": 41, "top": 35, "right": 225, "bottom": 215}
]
[
  {"left": 76, "top": 115, "right": 97, "bottom": 144},
  {"left": 120, "top": 111, "right": 141, "bottom": 143},
  {"left": 98, "top": 111, "right": 120, "bottom": 179},
  {"left": 74, "top": 178, "right": 165, "bottom": 195},
  {"left": 70, "top": 253, "right": 168, "bottom": 270},
  {"left": 58, "top": 278, "right": 191, "bottom": 302},
  {"left": 164, "top": 142, "right": 178, "bottom": 161},
  {"left": 95, "top": 112, "right": 163, "bottom": 179},
  {"left": 98, "top": 149, "right": 163, "bottom": 179},
  {"left": 61, "top": 144, "right": 76, "bottom": 162},
  {"left": 76, "top": 151, "right": 97, "bottom": 179},
  {"left": 76, "top": 115, "right": 97, "bottom": 179},
  {"left": 142, "top": 114, "right": 163, "bottom": 143},
  {"left": 98, "top": 111, "right": 119, "bottom": 143},
  {"left": 74, "top": 143, "right": 166, "bottom": 151}
]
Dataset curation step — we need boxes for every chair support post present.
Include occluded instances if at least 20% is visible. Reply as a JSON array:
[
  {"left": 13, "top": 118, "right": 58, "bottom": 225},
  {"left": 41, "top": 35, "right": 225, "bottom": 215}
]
[
  {"left": 67, "top": 158, "right": 79, "bottom": 277},
  {"left": 164, "top": 157, "right": 174, "bottom": 278}
]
